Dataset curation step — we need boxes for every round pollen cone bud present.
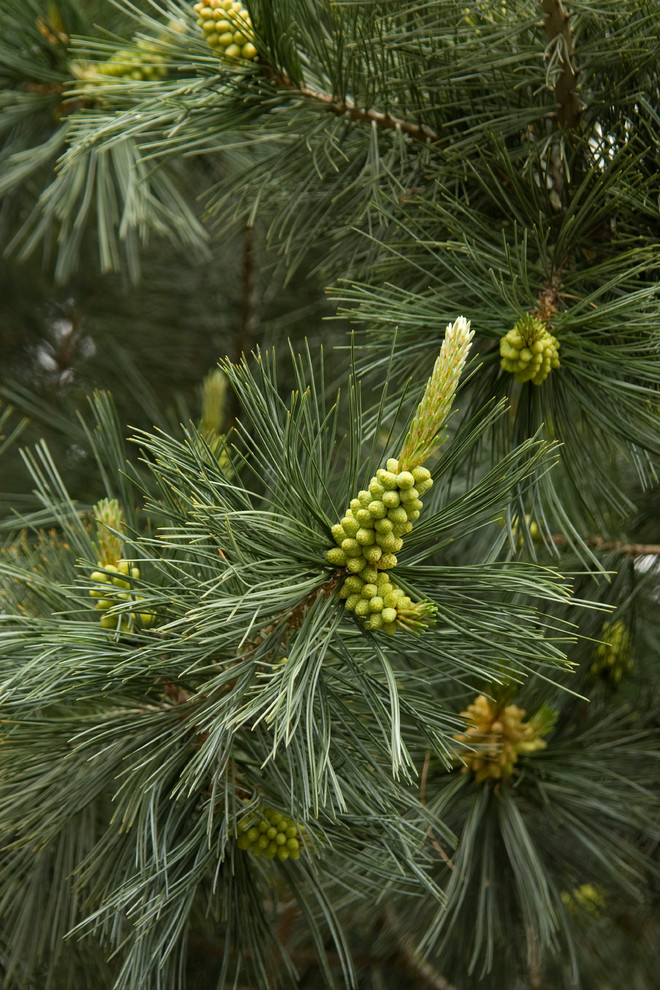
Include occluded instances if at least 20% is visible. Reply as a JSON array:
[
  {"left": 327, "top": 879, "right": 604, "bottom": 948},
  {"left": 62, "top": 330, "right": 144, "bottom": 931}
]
[
  {"left": 382, "top": 491, "right": 400, "bottom": 508},
  {"left": 412, "top": 466, "right": 431, "bottom": 484},
  {"left": 387, "top": 507, "right": 408, "bottom": 526},
  {"left": 368, "top": 500, "right": 387, "bottom": 519},
  {"left": 378, "top": 534, "right": 403, "bottom": 553},
  {"left": 344, "top": 576, "right": 365, "bottom": 594},
  {"left": 376, "top": 470, "right": 398, "bottom": 490},
  {"left": 341, "top": 515, "right": 360, "bottom": 536}
]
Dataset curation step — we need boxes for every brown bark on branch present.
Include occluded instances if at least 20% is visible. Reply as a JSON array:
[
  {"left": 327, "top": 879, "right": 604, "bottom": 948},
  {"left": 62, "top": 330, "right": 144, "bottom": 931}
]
[
  {"left": 264, "top": 68, "right": 439, "bottom": 144},
  {"left": 552, "top": 535, "right": 660, "bottom": 557},
  {"left": 383, "top": 906, "right": 463, "bottom": 990},
  {"left": 540, "top": 0, "right": 581, "bottom": 128}
]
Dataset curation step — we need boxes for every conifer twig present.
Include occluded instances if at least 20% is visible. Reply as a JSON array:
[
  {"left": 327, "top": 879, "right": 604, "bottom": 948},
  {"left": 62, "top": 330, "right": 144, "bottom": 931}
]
[
  {"left": 383, "top": 906, "right": 462, "bottom": 990},
  {"left": 228, "top": 223, "right": 258, "bottom": 423},
  {"left": 552, "top": 535, "right": 660, "bottom": 557},
  {"left": 540, "top": 0, "right": 580, "bottom": 129},
  {"left": 264, "top": 68, "right": 439, "bottom": 144},
  {"left": 527, "top": 931, "right": 544, "bottom": 990},
  {"left": 236, "top": 223, "right": 257, "bottom": 362}
]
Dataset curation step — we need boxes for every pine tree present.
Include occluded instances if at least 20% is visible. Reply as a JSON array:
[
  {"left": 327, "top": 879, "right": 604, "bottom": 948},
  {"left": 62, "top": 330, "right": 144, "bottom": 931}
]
[{"left": 1, "top": 2, "right": 659, "bottom": 989}]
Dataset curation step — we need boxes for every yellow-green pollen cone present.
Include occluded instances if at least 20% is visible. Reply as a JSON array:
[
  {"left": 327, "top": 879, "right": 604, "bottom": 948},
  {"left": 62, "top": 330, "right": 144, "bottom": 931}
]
[
  {"left": 500, "top": 314, "right": 560, "bottom": 385},
  {"left": 89, "top": 498, "right": 155, "bottom": 631},
  {"left": 590, "top": 619, "right": 632, "bottom": 683},
  {"left": 236, "top": 805, "right": 306, "bottom": 861},
  {"left": 327, "top": 317, "right": 474, "bottom": 634},
  {"left": 89, "top": 560, "right": 155, "bottom": 631},
  {"left": 88, "top": 40, "right": 167, "bottom": 82},
  {"left": 453, "top": 694, "right": 549, "bottom": 783},
  {"left": 194, "top": 0, "right": 259, "bottom": 60},
  {"left": 327, "top": 460, "right": 435, "bottom": 634}
]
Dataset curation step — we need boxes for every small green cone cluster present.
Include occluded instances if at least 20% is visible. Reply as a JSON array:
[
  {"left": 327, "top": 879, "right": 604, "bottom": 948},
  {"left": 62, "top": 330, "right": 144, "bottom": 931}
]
[
  {"left": 500, "top": 314, "right": 560, "bottom": 385},
  {"left": 337, "top": 568, "right": 435, "bottom": 635},
  {"left": 327, "top": 459, "right": 435, "bottom": 633},
  {"left": 236, "top": 805, "right": 306, "bottom": 861},
  {"left": 95, "top": 41, "right": 167, "bottom": 81},
  {"left": 88, "top": 498, "right": 155, "bottom": 632},
  {"left": 453, "top": 695, "right": 549, "bottom": 783},
  {"left": 89, "top": 560, "right": 155, "bottom": 631},
  {"left": 590, "top": 619, "right": 632, "bottom": 683},
  {"left": 194, "top": 0, "right": 258, "bottom": 60}
]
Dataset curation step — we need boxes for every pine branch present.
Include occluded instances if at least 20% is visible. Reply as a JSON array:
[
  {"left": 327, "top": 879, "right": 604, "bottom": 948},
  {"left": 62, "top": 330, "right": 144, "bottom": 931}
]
[
  {"left": 552, "top": 535, "right": 660, "bottom": 557},
  {"left": 527, "top": 932, "right": 544, "bottom": 990},
  {"left": 263, "top": 67, "right": 439, "bottom": 145},
  {"left": 540, "top": 0, "right": 580, "bottom": 129},
  {"left": 383, "top": 906, "right": 462, "bottom": 990},
  {"left": 237, "top": 223, "right": 257, "bottom": 362}
]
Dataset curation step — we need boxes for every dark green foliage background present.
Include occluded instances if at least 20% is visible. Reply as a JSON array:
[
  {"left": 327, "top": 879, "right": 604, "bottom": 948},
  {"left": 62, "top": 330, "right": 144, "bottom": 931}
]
[{"left": 1, "top": 2, "right": 659, "bottom": 989}]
